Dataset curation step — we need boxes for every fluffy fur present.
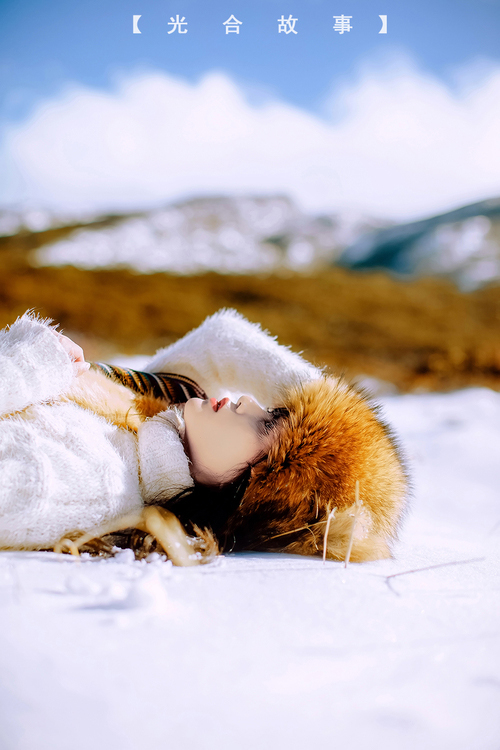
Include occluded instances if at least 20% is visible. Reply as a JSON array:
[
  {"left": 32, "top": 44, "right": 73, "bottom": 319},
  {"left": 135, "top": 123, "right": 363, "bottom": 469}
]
[
  {"left": 61, "top": 368, "right": 170, "bottom": 430},
  {"left": 225, "top": 376, "right": 408, "bottom": 562},
  {"left": 62, "top": 370, "right": 409, "bottom": 563}
]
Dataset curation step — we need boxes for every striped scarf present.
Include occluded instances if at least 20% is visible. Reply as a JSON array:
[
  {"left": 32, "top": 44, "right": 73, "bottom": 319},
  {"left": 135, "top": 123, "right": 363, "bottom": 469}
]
[{"left": 91, "top": 362, "right": 207, "bottom": 404}]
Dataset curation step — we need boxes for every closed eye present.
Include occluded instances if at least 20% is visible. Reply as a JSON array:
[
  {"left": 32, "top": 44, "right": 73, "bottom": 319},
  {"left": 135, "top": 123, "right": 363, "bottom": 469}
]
[
  {"left": 258, "top": 407, "right": 290, "bottom": 437},
  {"left": 267, "top": 407, "right": 290, "bottom": 419}
]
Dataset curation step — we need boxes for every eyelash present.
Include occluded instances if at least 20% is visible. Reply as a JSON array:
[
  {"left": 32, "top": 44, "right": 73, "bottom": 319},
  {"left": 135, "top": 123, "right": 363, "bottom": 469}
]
[
  {"left": 261, "top": 407, "right": 290, "bottom": 434},
  {"left": 267, "top": 407, "right": 289, "bottom": 419}
]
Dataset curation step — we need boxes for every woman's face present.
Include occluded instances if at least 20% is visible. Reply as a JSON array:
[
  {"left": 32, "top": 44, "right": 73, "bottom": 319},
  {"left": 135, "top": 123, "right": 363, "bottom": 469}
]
[{"left": 183, "top": 395, "right": 276, "bottom": 484}]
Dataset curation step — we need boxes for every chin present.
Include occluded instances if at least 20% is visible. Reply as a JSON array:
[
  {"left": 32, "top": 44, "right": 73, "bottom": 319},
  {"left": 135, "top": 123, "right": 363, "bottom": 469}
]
[{"left": 184, "top": 397, "right": 204, "bottom": 416}]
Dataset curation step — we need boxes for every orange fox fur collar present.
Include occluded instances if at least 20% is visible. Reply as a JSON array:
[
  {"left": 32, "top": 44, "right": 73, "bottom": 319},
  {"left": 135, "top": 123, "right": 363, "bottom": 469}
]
[{"left": 226, "top": 376, "right": 408, "bottom": 562}]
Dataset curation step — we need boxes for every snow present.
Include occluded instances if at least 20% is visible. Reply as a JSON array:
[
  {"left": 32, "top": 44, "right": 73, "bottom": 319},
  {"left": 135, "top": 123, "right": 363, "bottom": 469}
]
[
  {"left": 30, "top": 196, "right": 359, "bottom": 275},
  {"left": 1, "top": 387, "right": 499, "bottom": 750}
]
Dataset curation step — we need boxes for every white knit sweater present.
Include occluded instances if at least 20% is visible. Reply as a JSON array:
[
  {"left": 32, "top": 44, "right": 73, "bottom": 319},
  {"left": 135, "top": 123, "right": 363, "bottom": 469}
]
[{"left": 0, "top": 309, "right": 320, "bottom": 549}]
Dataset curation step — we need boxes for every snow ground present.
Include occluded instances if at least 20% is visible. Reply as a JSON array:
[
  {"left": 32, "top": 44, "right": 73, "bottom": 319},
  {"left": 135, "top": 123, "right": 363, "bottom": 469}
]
[{"left": 1, "top": 387, "right": 499, "bottom": 750}]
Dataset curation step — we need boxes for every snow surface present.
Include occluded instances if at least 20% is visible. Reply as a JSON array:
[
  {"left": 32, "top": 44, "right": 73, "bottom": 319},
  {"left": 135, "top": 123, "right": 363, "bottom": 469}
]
[{"left": 1, "top": 388, "right": 499, "bottom": 750}]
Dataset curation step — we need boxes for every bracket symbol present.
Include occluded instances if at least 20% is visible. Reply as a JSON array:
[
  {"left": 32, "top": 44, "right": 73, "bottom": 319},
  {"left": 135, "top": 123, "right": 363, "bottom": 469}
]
[
  {"left": 133, "top": 15, "right": 142, "bottom": 34},
  {"left": 379, "top": 15, "right": 387, "bottom": 34}
]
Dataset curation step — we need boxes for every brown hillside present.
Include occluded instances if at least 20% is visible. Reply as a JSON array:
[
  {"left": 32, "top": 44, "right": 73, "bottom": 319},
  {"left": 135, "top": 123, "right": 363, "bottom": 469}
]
[{"left": 0, "top": 249, "right": 499, "bottom": 392}]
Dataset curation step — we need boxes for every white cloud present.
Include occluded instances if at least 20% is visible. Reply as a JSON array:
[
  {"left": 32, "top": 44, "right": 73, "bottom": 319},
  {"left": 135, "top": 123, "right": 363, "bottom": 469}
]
[{"left": 1, "top": 58, "right": 500, "bottom": 221}]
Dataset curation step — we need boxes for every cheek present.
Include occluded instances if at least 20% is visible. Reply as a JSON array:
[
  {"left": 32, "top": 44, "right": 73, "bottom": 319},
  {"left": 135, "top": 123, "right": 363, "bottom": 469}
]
[
  {"left": 184, "top": 405, "right": 211, "bottom": 459},
  {"left": 183, "top": 400, "right": 196, "bottom": 433},
  {"left": 202, "top": 425, "right": 261, "bottom": 478},
  {"left": 218, "top": 425, "right": 262, "bottom": 467},
  {"left": 185, "top": 408, "right": 265, "bottom": 481}
]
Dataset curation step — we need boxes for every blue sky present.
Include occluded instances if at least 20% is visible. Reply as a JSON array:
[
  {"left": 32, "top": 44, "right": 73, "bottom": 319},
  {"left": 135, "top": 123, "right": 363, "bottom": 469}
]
[
  {"left": 1, "top": 0, "right": 499, "bottom": 219},
  {"left": 2, "top": 0, "right": 499, "bottom": 121}
]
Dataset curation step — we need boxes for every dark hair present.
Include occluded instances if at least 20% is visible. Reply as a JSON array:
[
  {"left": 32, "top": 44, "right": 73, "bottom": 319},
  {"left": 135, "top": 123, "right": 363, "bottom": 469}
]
[{"left": 158, "top": 466, "right": 253, "bottom": 552}]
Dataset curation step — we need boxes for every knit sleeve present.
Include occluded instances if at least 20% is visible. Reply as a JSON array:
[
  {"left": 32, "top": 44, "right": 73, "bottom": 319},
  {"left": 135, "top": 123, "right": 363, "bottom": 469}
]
[
  {"left": 0, "top": 312, "right": 75, "bottom": 416},
  {"left": 137, "top": 408, "right": 194, "bottom": 503},
  {"left": 145, "top": 309, "right": 322, "bottom": 406}
]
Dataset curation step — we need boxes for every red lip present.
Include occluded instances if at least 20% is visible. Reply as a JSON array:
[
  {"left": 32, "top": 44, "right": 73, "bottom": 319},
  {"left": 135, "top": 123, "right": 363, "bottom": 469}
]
[{"left": 210, "top": 397, "right": 230, "bottom": 412}]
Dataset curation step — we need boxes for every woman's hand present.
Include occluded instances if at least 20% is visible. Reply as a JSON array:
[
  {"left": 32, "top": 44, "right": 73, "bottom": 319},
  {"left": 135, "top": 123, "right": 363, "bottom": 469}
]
[{"left": 53, "top": 331, "right": 90, "bottom": 376}]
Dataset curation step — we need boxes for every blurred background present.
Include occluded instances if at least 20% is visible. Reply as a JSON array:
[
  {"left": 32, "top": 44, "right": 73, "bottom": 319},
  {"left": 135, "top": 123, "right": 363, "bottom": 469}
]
[{"left": 1, "top": 0, "right": 500, "bottom": 391}]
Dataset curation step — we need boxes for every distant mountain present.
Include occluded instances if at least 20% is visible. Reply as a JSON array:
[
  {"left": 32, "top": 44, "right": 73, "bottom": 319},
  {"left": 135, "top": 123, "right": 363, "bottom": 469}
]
[
  {"left": 4, "top": 195, "right": 500, "bottom": 288},
  {"left": 25, "top": 196, "right": 385, "bottom": 275},
  {"left": 339, "top": 198, "right": 500, "bottom": 290},
  {"left": 0, "top": 207, "right": 101, "bottom": 236}
]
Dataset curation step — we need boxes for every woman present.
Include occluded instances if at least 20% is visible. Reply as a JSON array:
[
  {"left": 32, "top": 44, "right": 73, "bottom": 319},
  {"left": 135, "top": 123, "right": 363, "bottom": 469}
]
[{"left": 0, "top": 309, "right": 408, "bottom": 564}]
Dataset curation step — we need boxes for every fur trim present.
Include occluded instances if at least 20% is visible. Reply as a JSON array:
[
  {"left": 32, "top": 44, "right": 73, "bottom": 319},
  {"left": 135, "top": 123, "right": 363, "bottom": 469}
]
[
  {"left": 61, "top": 369, "right": 171, "bottom": 431},
  {"left": 225, "top": 376, "right": 409, "bottom": 562}
]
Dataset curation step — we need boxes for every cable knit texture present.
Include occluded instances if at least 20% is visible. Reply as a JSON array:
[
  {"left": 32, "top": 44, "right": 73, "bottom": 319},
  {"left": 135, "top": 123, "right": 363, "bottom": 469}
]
[
  {"left": 0, "top": 314, "right": 144, "bottom": 548},
  {"left": 138, "top": 408, "right": 193, "bottom": 502},
  {"left": 1, "top": 309, "right": 321, "bottom": 549}
]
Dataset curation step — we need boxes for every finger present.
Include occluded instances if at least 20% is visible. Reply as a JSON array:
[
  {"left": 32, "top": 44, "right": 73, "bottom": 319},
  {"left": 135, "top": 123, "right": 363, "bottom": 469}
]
[
  {"left": 55, "top": 332, "right": 86, "bottom": 363},
  {"left": 62, "top": 336, "right": 85, "bottom": 362},
  {"left": 70, "top": 344, "right": 85, "bottom": 363},
  {"left": 73, "top": 361, "right": 91, "bottom": 376}
]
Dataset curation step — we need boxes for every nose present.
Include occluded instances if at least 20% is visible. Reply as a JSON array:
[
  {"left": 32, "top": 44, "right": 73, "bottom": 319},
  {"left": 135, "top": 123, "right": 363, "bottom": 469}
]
[
  {"left": 236, "top": 395, "right": 266, "bottom": 417},
  {"left": 236, "top": 394, "right": 254, "bottom": 410}
]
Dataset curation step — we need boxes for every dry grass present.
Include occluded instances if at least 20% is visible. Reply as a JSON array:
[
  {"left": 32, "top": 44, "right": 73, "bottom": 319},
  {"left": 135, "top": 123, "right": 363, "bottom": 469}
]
[{"left": 1, "top": 238, "right": 500, "bottom": 391}]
